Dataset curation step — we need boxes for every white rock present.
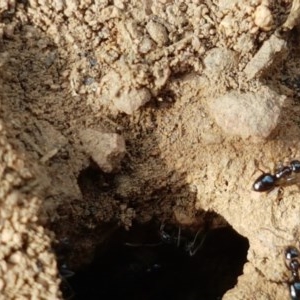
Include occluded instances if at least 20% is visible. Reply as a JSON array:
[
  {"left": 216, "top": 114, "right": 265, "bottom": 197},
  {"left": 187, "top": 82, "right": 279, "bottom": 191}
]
[
  {"left": 114, "top": 88, "right": 151, "bottom": 115},
  {"left": 79, "top": 129, "right": 126, "bottom": 172},
  {"left": 207, "top": 86, "right": 285, "bottom": 140},
  {"left": 203, "top": 47, "right": 237, "bottom": 76},
  {"left": 282, "top": 0, "right": 300, "bottom": 30},
  {"left": 146, "top": 20, "right": 169, "bottom": 46},
  {"left": 244, "top": 34, "right": 287, "bottom": 80},
  {"left": 254, "top": 5, "right": 274, "bottom": 31}
]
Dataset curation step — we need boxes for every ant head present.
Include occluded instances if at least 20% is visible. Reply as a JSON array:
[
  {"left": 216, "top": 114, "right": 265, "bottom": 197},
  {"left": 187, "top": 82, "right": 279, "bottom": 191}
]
[
  {"left": 285, "top": 246, "right": 300, "bottom": 262},
  {"left": 291, "top": 160, "right": 300, "bottom": 173}
]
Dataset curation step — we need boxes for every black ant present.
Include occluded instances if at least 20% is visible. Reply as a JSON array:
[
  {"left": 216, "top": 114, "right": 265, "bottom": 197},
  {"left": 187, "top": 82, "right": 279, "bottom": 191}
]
[
  {"left": 158, "top": 224, "right": 208, "bottom": 256},
  {"left": 58, "top": 263, "right": 75, "bottom": 300},
  {"left": 252, "top": 160, "right": 300, "bottom": 192},
  {"left": 125, "top": 223, "right": 208, "bottom": 257},
  {"left": 285, "top": 246, "right": 300, "bottom": 300}
]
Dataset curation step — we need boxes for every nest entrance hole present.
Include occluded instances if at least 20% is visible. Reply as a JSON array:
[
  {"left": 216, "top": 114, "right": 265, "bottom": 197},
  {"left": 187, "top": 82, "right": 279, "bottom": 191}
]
[{"left": 64, "top": 221, "right": 249, "bottom": 300}]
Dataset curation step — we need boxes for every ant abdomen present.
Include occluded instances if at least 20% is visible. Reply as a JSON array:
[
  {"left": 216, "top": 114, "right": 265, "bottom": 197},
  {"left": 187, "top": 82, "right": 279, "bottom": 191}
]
[
  {"left": 253, "top": 160, "right": 300, "bottom": 193},
  {"left": 252, "top": 173, "right": 276, "bottom": 192}
]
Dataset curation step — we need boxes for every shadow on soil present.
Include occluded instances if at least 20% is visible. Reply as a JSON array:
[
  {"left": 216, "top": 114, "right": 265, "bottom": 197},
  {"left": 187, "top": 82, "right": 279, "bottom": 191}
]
[{"left": 65, "top": 220, "right": 249, "bottom": 300}]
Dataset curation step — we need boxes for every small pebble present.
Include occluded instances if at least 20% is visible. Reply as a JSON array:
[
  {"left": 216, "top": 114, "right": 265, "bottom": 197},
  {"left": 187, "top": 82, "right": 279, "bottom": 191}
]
[
  {"left": 253, "top": 4, "right": 274, "bottom": 31},
  {"left": 146, "top": 20, "right": 169, "bottom": 46},
  {"left": 207, "top": 86, "right": 285, "bottom": 140},
  {"left": 79, "top": 128, "right": 126, "bottom": 173},
  {"left": 114, "top": 88, "right": 151, "bottom": 115}
]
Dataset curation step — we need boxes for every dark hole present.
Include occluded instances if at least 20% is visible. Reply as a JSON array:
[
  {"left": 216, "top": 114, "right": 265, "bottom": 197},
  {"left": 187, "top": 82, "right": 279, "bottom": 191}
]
[
  {"left": 77, "top": 164, "right": 115, "bottom": 195},
  {"left": 64, "top": 221, "right": 249, "bottom": 300}
]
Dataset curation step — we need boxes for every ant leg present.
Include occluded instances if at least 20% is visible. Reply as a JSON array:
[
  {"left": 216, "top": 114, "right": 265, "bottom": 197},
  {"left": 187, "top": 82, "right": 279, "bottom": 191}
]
[
  {"left": 177, "top": 226, "right": 181, "bottom": 247},
  {"left": 256, "top": 167, "right": 267, "bottom": 176},
  {"left": 60, "top": 277, "right": 75, "bottom": 300},
  {"left": 252, "top": 159, "right": 268, "bottom": 176},
  {"left": 275, "top": 187, "right": 284, "bottom": 203},
  {"left": 124, "top": 241, "right": 162, "bottom": 247},
  {"left": 59, "top": 264, "right": 75, "bottom": 278},
  {"left": 185, "top": 229, "right": 207, "bottom": 256},
  {"left": 188, "top": 231, "right": 208, "bottom": 256},
  {"left": 275, "top": 161, "right": 284, "bottom": 173},
  {"left": 265, "top": 186, "right": 283, "bottom": 203},
  {"left": 159, "top": 223, "right": 173, "bottom": 244},
  {"left": 59, "top": 268, "right": 75, "bottom": 300}
]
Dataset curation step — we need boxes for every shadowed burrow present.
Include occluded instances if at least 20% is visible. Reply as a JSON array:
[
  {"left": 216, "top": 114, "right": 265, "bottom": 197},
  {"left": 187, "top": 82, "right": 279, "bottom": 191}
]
[{"left": 64, "top": 219, "right": 249, "bottom": 300}]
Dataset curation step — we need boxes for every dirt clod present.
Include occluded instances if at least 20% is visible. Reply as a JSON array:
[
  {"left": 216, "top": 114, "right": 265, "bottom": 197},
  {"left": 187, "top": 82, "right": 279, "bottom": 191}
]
[
  {"left": 244, "top": 34, "right": 287, "bottom": 80},
  {"left": 146, "top": 20, "right": 169, "bottom": 46},
  {"left": 207, "top": 86, "right": 285, "bottom": 140},
  {"left": 114, "top": 87, "right": 152, "bottom": 115},
  {"left": 79, "top": 128, "right": 126, "bottom": 173},
  {"left": 254, "top": 4, "right": 274, "bottom": 31}
]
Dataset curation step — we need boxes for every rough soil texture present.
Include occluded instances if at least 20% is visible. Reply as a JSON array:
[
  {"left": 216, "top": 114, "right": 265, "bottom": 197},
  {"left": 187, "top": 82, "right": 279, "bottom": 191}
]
[{"left": 1, "top": 0, "right": 300, "bottom": 299}]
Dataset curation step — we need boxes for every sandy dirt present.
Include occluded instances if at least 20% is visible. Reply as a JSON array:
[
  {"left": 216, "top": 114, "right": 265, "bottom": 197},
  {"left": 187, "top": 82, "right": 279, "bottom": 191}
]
[{"left": 1, "top": 0, "right": 300, "bottom": 299}]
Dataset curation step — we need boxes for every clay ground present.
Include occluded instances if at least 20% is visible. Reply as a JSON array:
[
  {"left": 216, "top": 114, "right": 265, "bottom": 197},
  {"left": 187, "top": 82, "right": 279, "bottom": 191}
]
[{"left": 1, "top": 0, "right": 300, "bottom": 299}]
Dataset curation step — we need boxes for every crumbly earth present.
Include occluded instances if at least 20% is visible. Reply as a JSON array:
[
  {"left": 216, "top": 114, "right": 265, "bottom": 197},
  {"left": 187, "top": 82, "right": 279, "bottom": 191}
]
[{"left": 1, "top": 0, "right": 300, "bottom": 299}]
